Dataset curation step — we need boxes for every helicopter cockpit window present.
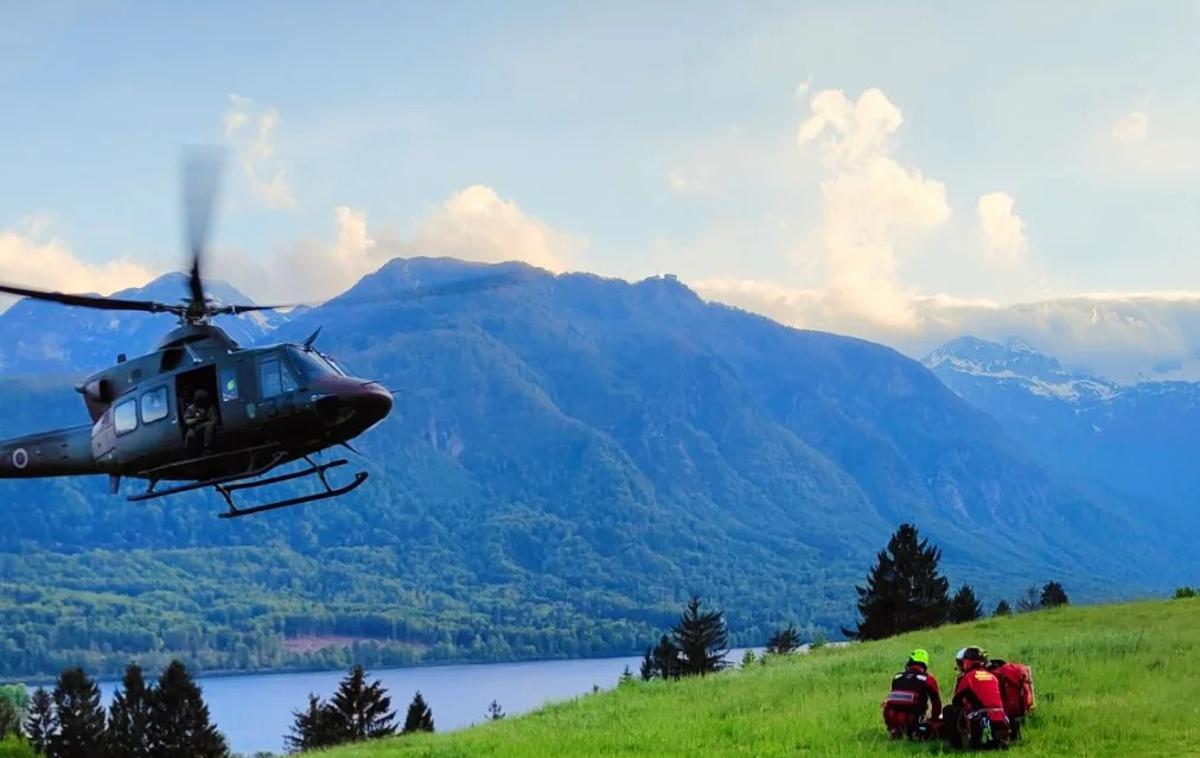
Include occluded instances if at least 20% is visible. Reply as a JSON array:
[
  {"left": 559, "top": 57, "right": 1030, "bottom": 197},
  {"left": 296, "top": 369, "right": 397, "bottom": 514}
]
[
  {"left": 114, "top": 399, "right": 138, "bottom": 435},
  {"left": 287, "top": 347, "right": 347, "bottom": 382},
  {"left": 258, "top": 356, "right": 298, "bottom": 399},
  {"left": 140, "top": 387, "right": 169, "bottom": 424}
]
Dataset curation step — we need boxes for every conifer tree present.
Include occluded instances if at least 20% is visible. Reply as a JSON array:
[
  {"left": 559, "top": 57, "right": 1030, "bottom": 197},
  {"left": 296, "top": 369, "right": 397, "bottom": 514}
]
[
  {"left": 949, "top": 584, "right": 983, "bottom": 623},
  {"left": 486, "top": 700, "right": 505, "bottom": 721},
  {"left": 1040, "top": 581, "right": 1069, "bottom": 608},
  {"left": 326, "top": 666, "right": 396, "bottom": 742},
  {"left": 672, "top": 597, "right": 729, "bottom": 677},
  {"left": 107, "top": 664, "right": 152, "bottom": 758},
  {"left": 147, "top": 661, "right": 228, "bottom": 758},
  {"left": 401, "top": 692, "right": 434, "bottom": 734},
  {"left": 741, "top": 650, "right": 757, "bottom": 668},
  {"left": 25, "top": 687, "right": 54, "bottom": 755},
  {"left": 650, "top": 634, "right": 681, "bottom": 680},
  {"left": 618, "top": 666, "right": 634, "bottom": 686},
  {"left": 844, "top": 523, "right": 950, "bottom": 640},
  {"left": 638, "top": 648, "right": 654, "bottom": 681},
  {"left": 284, "top": 694, "right": 339, "bottom": 753},
  {"left": 49, "top": 667, "right": 106, "bottom": 758},
  {"left": 766, "top": 624, "right": 801, "bottom": 655},
  {"left": 993, "top": 599, "right": 1013, "bottom": 617}
]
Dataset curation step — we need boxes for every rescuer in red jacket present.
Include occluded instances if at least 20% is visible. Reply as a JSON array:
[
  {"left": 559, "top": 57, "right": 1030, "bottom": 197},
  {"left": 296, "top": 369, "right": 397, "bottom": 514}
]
[
  {"left": 881, "top": 648, "right": 942, "bottom": 740},
  {"left": 942, "top": 646, "right": 1010, "bottom": 750}
]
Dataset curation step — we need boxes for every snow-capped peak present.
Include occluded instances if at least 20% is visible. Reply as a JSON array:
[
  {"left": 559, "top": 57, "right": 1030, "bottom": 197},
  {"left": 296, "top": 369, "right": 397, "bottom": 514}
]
[{"left": 923, "top": 336, "right": 1119, "bottom": 404}]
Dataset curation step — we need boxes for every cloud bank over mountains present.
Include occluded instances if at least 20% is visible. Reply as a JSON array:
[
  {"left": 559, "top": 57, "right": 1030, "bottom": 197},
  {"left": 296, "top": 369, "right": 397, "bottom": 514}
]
[{"left": 3, "top": 85, "right": 1198, "bottom": 385}]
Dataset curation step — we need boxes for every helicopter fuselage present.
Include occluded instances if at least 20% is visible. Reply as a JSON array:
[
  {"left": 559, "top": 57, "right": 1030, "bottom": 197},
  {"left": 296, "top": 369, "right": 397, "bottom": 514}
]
[{"left": 0, "top": 324, "right": 392, "bottom": 484}]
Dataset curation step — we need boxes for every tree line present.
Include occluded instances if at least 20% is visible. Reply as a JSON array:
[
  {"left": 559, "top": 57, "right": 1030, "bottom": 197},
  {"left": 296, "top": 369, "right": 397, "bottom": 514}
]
[
  {"left": 0, "top": 660, "right": 225, "bottom": 758},
  {"left": 844, "top": 523, "right": 1070, "bottom": 641},
  {"left": 0, "top": 660, "right": 518, "bottom": 757},
  {"left": 0, "top": 521, "right": 1086, "bottom": 755}
]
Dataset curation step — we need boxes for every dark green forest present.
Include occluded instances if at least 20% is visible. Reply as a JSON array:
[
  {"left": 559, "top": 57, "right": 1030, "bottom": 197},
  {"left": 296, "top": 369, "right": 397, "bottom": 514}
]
[{"left": 0, "top": 545, "right": 832, "bottom": 679}]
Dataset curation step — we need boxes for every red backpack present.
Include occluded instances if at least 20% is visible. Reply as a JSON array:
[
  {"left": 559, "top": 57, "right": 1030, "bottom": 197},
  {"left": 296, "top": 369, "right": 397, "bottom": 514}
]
[{"left": 988, "top": 661, "right": 1035, "bottom": 718}]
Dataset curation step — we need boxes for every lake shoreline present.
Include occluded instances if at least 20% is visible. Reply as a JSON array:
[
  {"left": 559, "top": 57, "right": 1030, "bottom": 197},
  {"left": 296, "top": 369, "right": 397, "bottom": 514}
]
[{"left": 7, "top": 648, "right": 655, "bottom": 689}]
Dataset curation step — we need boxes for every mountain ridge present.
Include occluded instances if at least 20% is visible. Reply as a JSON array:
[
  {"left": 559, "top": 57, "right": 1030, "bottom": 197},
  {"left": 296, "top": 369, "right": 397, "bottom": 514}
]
[{"left": 0, "top": 260, "right": 1185, "bottom": 679}]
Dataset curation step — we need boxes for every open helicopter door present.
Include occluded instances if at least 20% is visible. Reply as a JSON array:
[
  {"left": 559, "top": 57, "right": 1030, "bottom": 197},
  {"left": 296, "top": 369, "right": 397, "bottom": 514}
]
[{"left": 174, "top": 366, "right": 221, "bottom": 450}]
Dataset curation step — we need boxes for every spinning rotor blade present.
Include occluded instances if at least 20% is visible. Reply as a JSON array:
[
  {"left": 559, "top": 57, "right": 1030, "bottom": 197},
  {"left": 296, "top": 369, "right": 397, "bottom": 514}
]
[
  {"left": 182, "top": 146, "right": 226, "bottom": 313},
  {"left": 0, "top": 282, "right": 176, "bottom": 314}
]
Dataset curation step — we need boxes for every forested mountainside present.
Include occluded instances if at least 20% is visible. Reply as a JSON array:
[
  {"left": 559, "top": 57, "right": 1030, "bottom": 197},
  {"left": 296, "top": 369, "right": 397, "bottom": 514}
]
[{"left": 0, "top": 260, "right": 1176, "bottom": 678}]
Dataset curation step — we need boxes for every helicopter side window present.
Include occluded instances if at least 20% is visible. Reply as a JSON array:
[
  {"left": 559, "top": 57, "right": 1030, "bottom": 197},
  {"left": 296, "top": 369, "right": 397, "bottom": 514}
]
[
  {"left": 220, "top": 368, "right": 239, "bottom": 401},
  {"left": 140, "top": 386, "right": 169, "bottom": 424},
  {"left": 258, "top": 356, "right": 298, "bottom": 399},
  {"left": 114, "top": 399, "right": 138, "bottom": 435}
]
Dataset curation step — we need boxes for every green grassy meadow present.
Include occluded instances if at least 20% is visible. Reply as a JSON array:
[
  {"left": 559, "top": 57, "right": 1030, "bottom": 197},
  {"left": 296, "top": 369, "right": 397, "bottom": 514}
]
[{"left": 316, "top": 599, "right": 1200, "bottom": 757}]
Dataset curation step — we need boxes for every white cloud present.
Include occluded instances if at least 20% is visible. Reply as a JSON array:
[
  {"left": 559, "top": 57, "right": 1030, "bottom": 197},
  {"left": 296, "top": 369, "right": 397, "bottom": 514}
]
[
  {"left": 0, "top": 217, "right": 156, "bottom": 311},
  {"left": 691, "top": 272, "right": 1200, "bottom": 383},
  {"left": 407, "top": 185, "right": 579, "bottom": 273},
  {"left": 221, "top": 185, "right": 581, "bottom": 304},
  {"left": 223, "top": 94, "right": 296, "bottom": 209},
  {"left": 1112, "top": 110, "right": 1149, "bottom": 144},
  {"left": 797, "top": 87, "right": 951, "bottom": 330},
  {"left": 667, "top": 170, "right": 691, "bottom": 193},
  {"left": 692, "top": 277, "right": 826, "bottom": 328},
  {"left": 977, "top": 191, "right": 1027, "bottom": 263}
]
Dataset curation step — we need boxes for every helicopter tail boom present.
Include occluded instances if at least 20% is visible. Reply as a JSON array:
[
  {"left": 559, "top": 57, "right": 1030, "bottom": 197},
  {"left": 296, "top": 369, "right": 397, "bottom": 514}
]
[{"left": 0, "top": 425, "right": 98, "bottom": 478}]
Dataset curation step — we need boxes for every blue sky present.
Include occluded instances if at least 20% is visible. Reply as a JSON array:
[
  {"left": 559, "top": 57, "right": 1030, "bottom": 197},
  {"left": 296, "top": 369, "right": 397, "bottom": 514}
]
[{"left": 3, "top": 2, "right": 1200, "bottom": 378}]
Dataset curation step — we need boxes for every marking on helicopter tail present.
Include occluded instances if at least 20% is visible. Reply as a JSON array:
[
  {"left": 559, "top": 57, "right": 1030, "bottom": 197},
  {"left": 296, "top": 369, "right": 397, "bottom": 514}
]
[{"left": 12, "top": 448, "right": 29, "bottom": 469}]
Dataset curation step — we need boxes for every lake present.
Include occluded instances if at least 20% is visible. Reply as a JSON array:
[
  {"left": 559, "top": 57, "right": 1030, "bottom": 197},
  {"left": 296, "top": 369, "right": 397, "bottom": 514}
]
[{"left": 102, "top": 654, "right": 646, "bottom": 755}]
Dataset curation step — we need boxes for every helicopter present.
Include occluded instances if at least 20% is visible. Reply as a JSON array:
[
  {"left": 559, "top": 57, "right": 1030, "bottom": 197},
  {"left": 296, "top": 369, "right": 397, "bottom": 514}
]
[{"left": 0, "top": 152, "right": 515, "bottom": 518}]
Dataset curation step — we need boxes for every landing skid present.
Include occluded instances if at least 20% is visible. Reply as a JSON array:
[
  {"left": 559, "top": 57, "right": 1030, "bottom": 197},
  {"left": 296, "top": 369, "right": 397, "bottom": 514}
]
[
  {"left": 216, "top": 458, "right": 368, "bottom": 518},
  {"left": 127, "top": 446, "right": 367, "bottom": 518}
]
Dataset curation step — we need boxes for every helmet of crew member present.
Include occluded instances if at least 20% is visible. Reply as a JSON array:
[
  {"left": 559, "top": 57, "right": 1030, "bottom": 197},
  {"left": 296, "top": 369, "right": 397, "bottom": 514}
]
[
  {"left": 955, "top": 645, "right": 987, "bottom": 671},
  {"left": 907, "top": 648, "right": 931, "bottom": 669}
]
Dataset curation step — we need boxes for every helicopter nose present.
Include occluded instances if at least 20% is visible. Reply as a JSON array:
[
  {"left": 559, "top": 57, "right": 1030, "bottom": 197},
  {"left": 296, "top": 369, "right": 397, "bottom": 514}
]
[{"left": 346, "top": 381, "right": 393, "bottom": 427}]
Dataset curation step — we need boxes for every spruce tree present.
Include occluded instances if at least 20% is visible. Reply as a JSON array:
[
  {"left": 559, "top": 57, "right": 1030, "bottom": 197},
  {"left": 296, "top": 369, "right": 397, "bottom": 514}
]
[
  {"left": 284, "top": 694, "right": 339, "bottom": 753},
  {"left": 326, "top": 666, "right": 396, "bottom": 742},
  {"left": 49, "top": 667, "right": 106, "bottom": 758},
  {"left": 949, "top": 584, "right": 983, "bottom": 623},
  {"left": 147, "top": 661, "right": 228, "bottom": 758},
  {"left": 618, "top": 666, "right": 634, "bottom": 686},
  {"left": 107, "top": 664, "right": 152, "bottom": 758},
  {"left": 25, "top": 687, "right": 54, "bottom": 755},
  {"left": 1041, "top": 581, "right": 1069, "bottom": 608},
  {"left": 672, "top": 597, "right": 729, "bottom": 677},
  {"left": 844, "top": 523, "right": 950, "bottom": 640},
  {"left": 486, "top": 700, "right": 505, "bottom": 721},
  {"left": 993, "top": 599, "right": 1013, "bottom": 617},
  {"left": 638, "top": 648, "right": 654, "bottom": 681},
  {"left": 401, "top": 692, "right": 434, "bottom": 734},
  {"left": 650, "top": 634, "right": 681, "bottom": 680},
  {"left": 766, "top": 624, "right": 801, "bottom": 655}
]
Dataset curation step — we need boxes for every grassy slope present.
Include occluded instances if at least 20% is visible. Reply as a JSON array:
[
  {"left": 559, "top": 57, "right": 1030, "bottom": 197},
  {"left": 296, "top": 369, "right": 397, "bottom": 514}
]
[{"left": 316, "top": 599, "right": 1200, "bottom": 757}]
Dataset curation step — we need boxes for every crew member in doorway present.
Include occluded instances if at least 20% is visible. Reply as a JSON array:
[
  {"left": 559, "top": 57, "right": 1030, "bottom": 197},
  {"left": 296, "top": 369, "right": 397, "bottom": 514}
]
[{"left": 184, "top": 389, "right": 218, "bottom": 456}]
